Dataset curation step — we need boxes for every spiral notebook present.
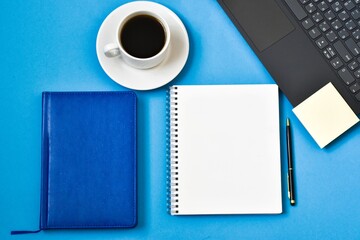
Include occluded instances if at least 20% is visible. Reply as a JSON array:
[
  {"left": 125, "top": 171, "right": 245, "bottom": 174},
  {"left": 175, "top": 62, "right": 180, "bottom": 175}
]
[{"left": 168, "top": 85, "right": 282, "bottom": 215}]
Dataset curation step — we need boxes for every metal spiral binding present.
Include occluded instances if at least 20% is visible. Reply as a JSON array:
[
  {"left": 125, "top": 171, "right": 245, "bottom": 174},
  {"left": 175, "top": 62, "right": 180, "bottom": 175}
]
[{"left": 167, "top": 86, "right": 179, "bottom": 215}]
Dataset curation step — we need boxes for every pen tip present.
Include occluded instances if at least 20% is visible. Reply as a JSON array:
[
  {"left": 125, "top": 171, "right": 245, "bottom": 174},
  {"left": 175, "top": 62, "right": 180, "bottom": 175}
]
[
  {"left": 286, "top": 118, "right": 290, "bottom": 126},
  {"left": 290, "top": 200, "right": 295, "bottom": 206}
]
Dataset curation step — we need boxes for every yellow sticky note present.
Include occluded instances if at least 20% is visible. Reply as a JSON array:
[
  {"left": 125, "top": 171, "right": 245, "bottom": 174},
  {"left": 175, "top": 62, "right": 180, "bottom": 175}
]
[{"left": 293, "top": 83, "right": 359, "bottom": 148}]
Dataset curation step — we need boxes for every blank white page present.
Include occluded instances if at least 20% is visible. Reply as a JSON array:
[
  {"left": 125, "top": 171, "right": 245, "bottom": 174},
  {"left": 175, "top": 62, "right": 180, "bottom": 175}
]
[{"left": 169, "top": 85, "right": 282, "bottom": 215}]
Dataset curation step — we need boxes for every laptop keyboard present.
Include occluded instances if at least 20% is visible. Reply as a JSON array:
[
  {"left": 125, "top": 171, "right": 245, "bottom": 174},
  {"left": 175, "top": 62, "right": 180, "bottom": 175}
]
[{"left": 285, "top": 0, "right": 360, "bottom": 101}]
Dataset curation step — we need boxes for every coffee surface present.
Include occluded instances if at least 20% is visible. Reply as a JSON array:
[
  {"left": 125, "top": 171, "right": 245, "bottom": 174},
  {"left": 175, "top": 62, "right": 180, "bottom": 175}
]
[{"left": 120, "top": 15, "right": 166, "bottom": 59}]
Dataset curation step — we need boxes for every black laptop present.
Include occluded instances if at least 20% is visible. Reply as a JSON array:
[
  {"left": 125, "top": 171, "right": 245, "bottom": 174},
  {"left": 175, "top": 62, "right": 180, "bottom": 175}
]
[{"left": 217, "top": 0, "right": 360, "bottom": 115}]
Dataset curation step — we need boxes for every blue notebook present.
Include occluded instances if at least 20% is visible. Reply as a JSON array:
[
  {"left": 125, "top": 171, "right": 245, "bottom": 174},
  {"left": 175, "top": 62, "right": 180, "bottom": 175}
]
[{"left": 12, "top": 91, "right": 137, "bottom": 234}]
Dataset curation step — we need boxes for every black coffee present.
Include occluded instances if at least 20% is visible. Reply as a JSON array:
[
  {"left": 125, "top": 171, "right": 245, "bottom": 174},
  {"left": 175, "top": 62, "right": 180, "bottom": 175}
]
[{"left": 120, "top": 15, "right": 166, "bottom": 59}]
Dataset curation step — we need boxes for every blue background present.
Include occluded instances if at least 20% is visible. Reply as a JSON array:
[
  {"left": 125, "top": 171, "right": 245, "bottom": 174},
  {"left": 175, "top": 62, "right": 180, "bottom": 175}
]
[{"left": 1, "top": 0, "right": 360, "bottom": 239}]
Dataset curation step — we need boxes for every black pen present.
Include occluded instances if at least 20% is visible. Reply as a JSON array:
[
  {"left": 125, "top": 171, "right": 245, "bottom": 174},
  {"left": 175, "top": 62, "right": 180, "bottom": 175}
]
[{"left": 286, "top": 118, "right": 295, "bottom": 206}]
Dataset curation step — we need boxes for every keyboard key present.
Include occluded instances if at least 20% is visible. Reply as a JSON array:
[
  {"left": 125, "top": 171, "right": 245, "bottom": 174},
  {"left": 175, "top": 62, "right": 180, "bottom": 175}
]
[
  {"left": 348, "top": 61, "right": 358, "bottom": 70},
  {"left": 302, "top": 18, "right": 314, "bottom": 29},
  {"left": 345, "top": 20, "right": 356, "bottom": 30},
  {"left": 349, "top": 83, "right": 360, "bottom": 93},
  {"left": 326, "top": 30, "right": 338, "bottom": 42},
  {"left": 331, "top": 2, "right": 342, "bottom": 12},
  {"left": 312, "top": 12, "right": 324, "bottom": 23},
  {"left": 325, "top": 10, "right": 336, "bottom": 21},
  {"left": 338, "top": 67, "right": 356, "bottom": 84},
  {"left": 351, "top": 9, "right": 360, "bottom": 20},
  {"left": 318, "top": 1, "right": 329, "bottom": 11},
  {"left": 319, "top": 21, "right": 330, "bottom": 32},
  {"left": 323, "top": 49, "right": 332, "bottom": 59},
  {"left": 353, "top": 29, "right": 360, "bottom": 40},
  {"left": 334, "top": 41, "right": 352, "bottom": 62},
  {"left": 306, "top": 3, "right": 317, "bottom": 13},
  {"left": 327, "top": 46, "right": 336, "bottom": 56},
  {"left": 309, "top": 27, "right": 321, "bottom": 38},
  {"left": 344, "top": 0, "right": 355, "bottom": 11},
  {"left": 315, "top": 37, "right": 328, "bottom": 49},
  {"left": 354, "top": 69, "right": 360, "bottom": 78},
  {"left": 331, "top": 19, "right": 343, "bottom": 30},
  {"left": 338, "top": 10, "right": 350, "bottom": 21},
  {"left": 355, "top": 92, "right": 360, "bottom": 101},
  {"left": 345, "top": 38, "right": 360, "bottom": 56},
  {"left": 331, "top": 57, "right": 344, "bottom": 69},
  {"left": 300, "top": 0, "right": 310, "bottom": 3},
  {"left": 355, "top": 69, "right": 360, "bottom": 78},
  {"left": 285, "top": 0, "right": 307, "bottom": 20},
  {"left": 338, "top": 28, "right": 350, "bottom": 39}
]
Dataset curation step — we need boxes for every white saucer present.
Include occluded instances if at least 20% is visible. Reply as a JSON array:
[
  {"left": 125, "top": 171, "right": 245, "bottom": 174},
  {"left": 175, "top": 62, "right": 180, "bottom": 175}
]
[{"left": 96, "top": 1, "right": 189, "bottom": 90}]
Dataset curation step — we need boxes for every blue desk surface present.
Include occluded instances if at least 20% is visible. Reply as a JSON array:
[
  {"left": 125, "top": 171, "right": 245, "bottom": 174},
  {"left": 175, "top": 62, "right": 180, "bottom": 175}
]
[{"left": 1, "top": 1, "right": 360, "bottom": 239}]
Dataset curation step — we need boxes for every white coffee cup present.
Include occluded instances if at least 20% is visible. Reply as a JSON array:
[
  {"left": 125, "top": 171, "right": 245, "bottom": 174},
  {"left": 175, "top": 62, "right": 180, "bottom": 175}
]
[{"left": 104, "top": 10, "right": 171, "bottom": 69}]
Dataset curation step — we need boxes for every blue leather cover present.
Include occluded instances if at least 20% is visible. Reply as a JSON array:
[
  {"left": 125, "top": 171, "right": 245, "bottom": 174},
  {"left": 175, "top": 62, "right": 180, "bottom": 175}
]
[{"left": 40, "top": 92, "right": 137, "bottom": 229}]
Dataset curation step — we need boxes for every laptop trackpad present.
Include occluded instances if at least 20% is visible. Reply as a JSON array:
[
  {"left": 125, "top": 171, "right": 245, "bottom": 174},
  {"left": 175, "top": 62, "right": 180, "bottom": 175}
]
[
  {"left": 224, "top": 0, "right": 294, "bottom": 52},
  {"left": 293, "top": 83, "right": 359, "bottom": 148}
]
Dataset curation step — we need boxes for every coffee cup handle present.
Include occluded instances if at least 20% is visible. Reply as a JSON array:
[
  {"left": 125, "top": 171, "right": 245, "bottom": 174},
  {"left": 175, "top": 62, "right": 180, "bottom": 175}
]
[{"left": 104, "top": 43, "right": 121, "bottom": 58}]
